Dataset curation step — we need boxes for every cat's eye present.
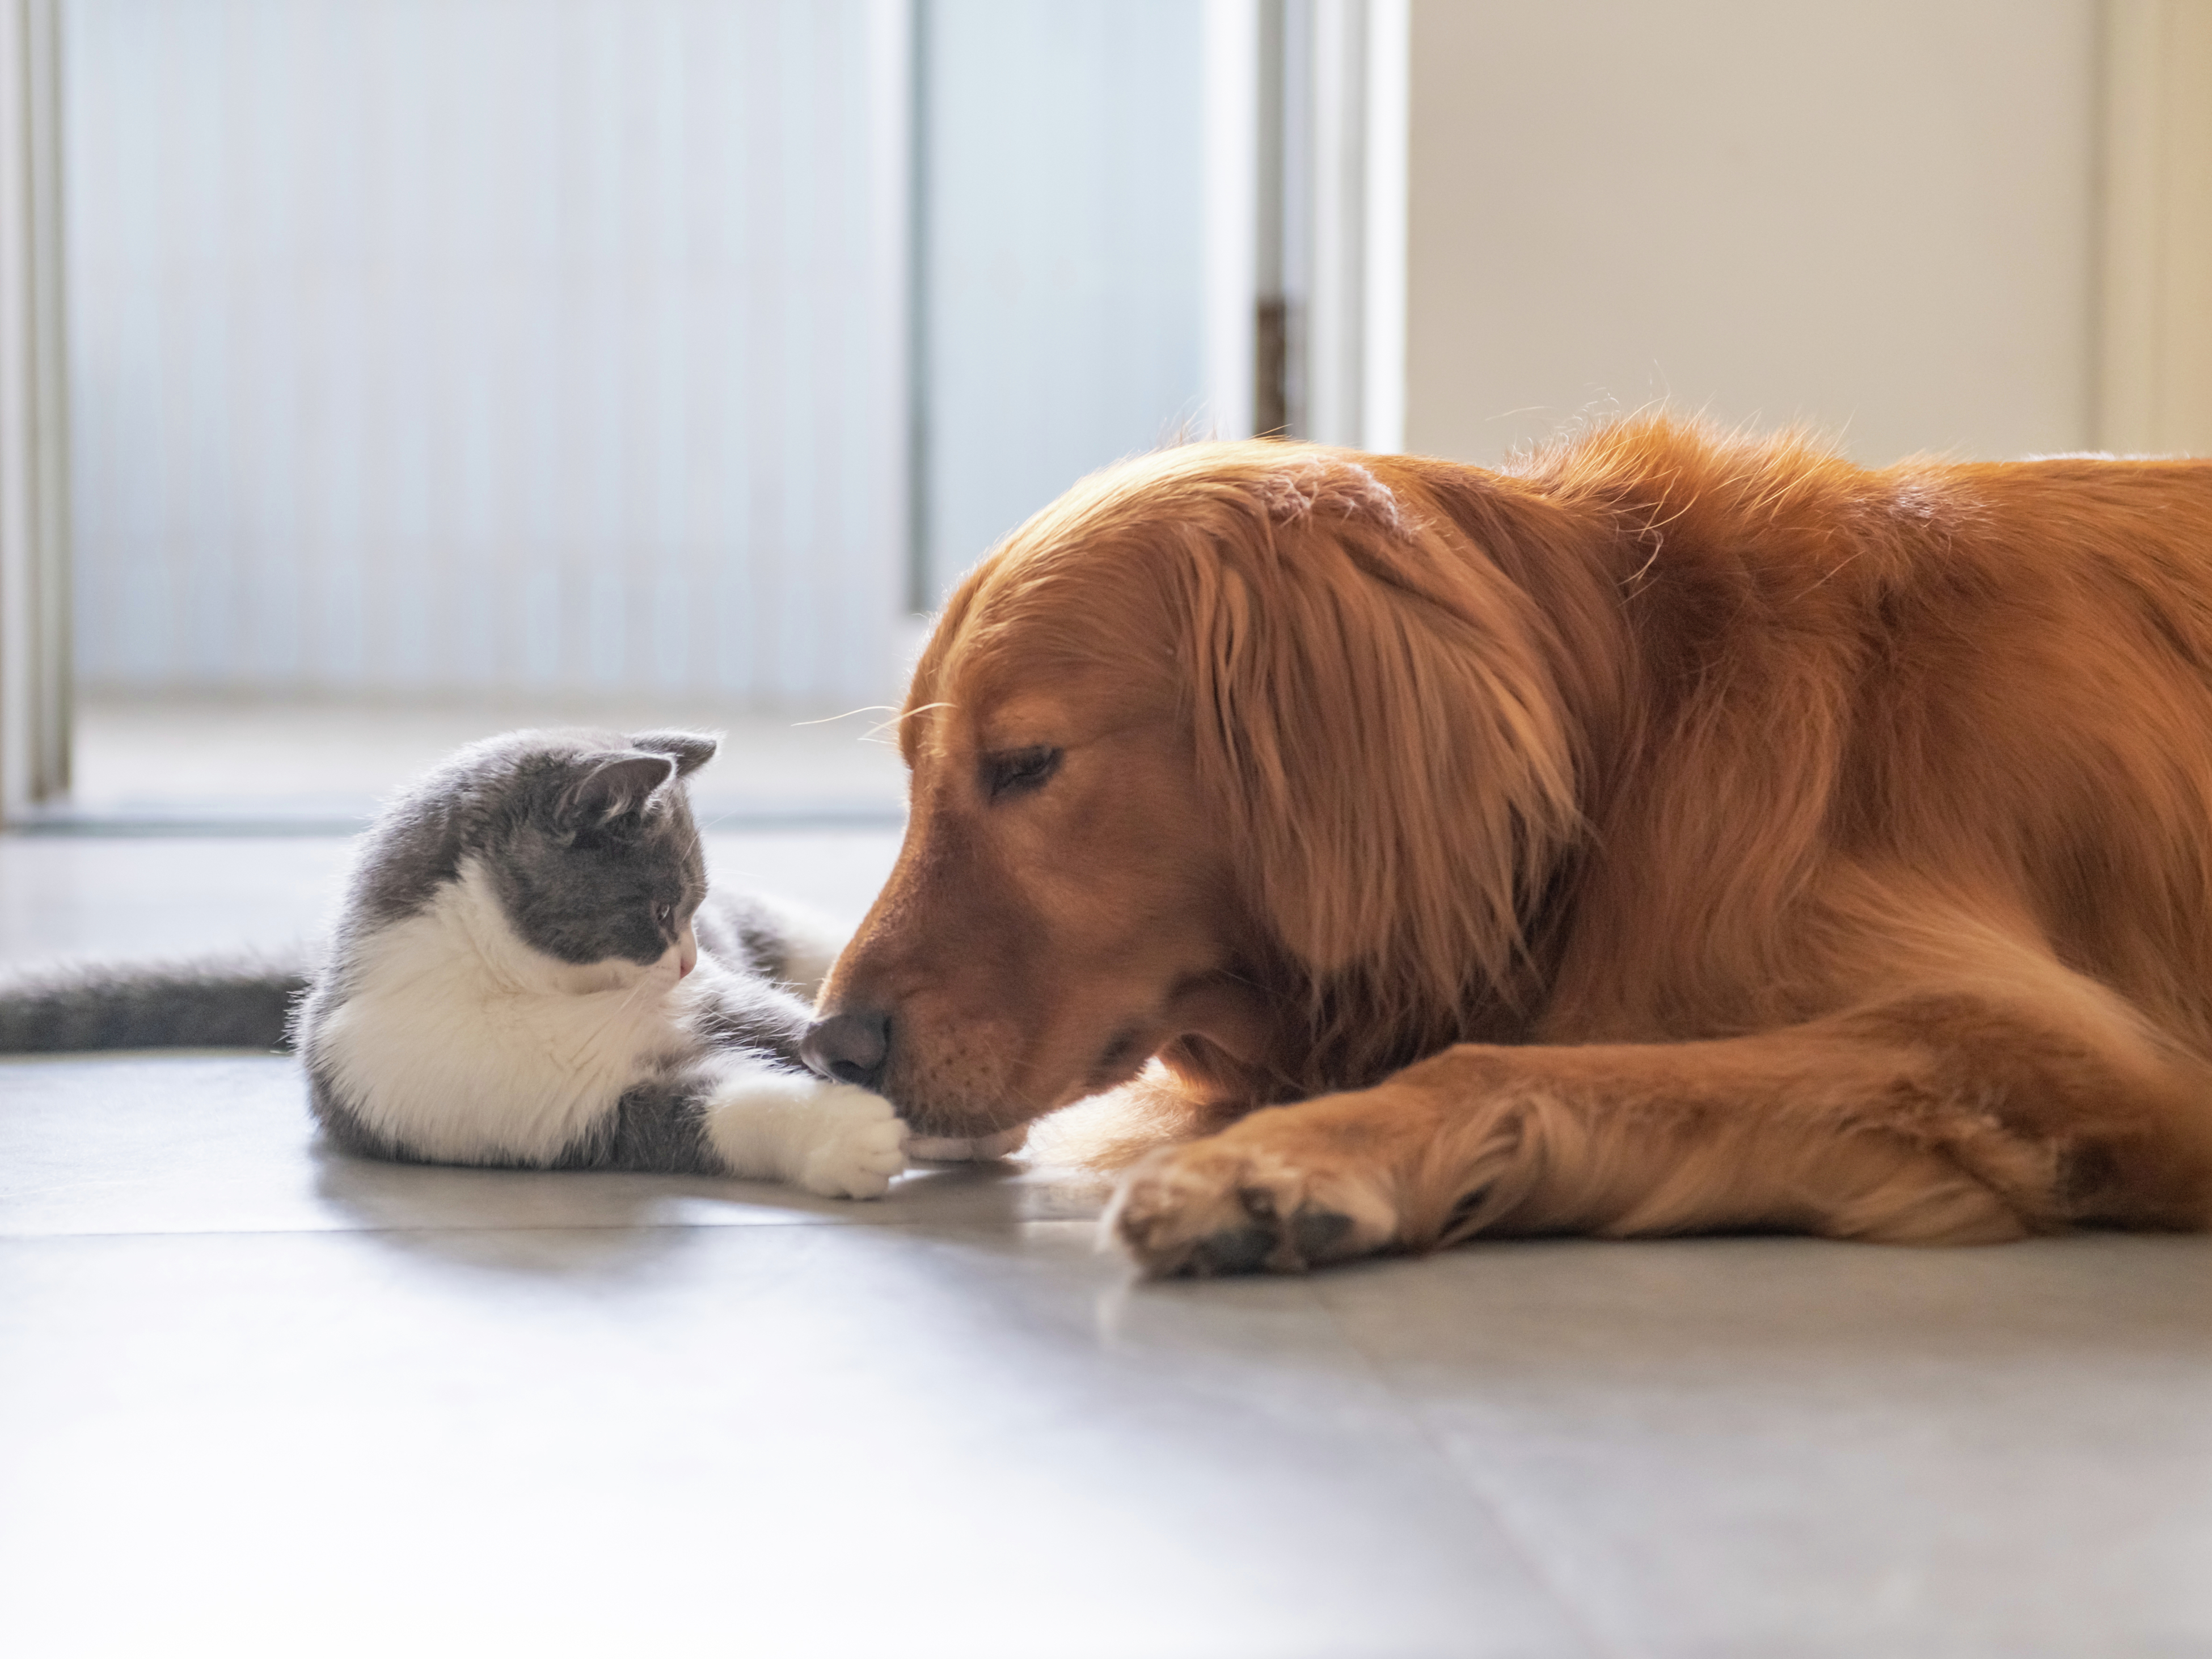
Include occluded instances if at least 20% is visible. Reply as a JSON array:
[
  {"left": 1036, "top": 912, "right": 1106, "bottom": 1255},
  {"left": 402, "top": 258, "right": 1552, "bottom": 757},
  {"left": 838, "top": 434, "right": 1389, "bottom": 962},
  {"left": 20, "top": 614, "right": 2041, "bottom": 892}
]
[
  {"left": 981, "top": 745, "right": 1061, "bottom": 803},
  {"left": 655, "top": 902, "right": 676, "bottom": 930}
]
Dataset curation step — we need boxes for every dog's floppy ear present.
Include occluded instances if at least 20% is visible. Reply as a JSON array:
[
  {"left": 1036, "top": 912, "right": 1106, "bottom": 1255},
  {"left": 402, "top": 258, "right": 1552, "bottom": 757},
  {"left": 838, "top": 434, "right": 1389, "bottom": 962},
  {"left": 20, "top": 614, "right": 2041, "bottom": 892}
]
[
  {"left": 1182, "top": 463, "right": 1581, "bottom": 1012},
  {"left": 629, "top": 730, "right": 719, "bottom": 776},
  {"left": 557, "top": 750, "right": 679, "bottom": 828}
]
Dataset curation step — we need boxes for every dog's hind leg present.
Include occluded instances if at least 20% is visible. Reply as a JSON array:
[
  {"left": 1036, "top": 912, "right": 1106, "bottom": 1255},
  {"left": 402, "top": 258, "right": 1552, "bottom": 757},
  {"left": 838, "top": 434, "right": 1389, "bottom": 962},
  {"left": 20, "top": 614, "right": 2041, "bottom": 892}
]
[{"left": 1107, "top": 980, "right": 2212, "bottom": 1276}]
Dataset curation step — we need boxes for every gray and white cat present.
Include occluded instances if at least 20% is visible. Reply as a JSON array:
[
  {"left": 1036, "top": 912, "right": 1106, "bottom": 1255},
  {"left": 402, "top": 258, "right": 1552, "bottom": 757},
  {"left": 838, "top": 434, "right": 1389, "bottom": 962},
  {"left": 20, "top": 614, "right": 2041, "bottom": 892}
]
[{"left": 0, "top": 728, "right": 909, "bottom": 1198}]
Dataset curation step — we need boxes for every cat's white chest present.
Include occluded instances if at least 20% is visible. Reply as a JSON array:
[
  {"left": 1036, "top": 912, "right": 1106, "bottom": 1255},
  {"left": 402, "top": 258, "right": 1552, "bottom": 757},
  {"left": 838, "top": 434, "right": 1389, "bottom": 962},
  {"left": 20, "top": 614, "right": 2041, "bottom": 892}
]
[{"left": 316, "top": 861, "right": 689, "bottom": 1163}]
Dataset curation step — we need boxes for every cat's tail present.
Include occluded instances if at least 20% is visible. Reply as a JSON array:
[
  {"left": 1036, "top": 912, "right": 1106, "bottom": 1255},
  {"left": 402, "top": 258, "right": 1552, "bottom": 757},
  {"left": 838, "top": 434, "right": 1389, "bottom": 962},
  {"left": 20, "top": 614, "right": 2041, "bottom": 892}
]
[{"left": 0, "top": 950, "right": 313, "bottom": 1053}]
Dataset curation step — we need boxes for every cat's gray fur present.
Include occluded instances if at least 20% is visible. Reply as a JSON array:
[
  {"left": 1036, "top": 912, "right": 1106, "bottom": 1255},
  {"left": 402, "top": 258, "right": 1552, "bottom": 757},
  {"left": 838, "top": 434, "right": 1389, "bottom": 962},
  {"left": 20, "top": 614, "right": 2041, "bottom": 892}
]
[{"left": 0, "top": 951, "right": 310, "bottom": 1052}]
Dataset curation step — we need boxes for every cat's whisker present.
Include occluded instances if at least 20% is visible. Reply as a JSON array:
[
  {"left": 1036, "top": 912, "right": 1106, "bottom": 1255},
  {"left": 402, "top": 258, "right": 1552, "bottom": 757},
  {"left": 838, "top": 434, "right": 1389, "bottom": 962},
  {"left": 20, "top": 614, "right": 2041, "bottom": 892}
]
[
  {"left": 789, "top": 704, "right": 900, "bottom": 728},
  {"left": 859, "top": 700, "right": 954, "bottom": 747}
]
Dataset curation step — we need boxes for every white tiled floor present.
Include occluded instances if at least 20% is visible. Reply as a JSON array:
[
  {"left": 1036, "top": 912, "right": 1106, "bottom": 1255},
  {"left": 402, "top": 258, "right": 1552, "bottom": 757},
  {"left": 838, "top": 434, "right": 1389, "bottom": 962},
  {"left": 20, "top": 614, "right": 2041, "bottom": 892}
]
[{"left": 6, "top": 832, "right": 2212, "bottom": 1658}]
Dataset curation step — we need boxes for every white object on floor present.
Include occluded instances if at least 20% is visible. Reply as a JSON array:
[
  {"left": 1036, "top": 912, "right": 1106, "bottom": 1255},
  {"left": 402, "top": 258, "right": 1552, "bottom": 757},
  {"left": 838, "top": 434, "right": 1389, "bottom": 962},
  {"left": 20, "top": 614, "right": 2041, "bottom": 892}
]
[{"left": 906, "top": 1124, "right": 1031, "bottom": 1162}]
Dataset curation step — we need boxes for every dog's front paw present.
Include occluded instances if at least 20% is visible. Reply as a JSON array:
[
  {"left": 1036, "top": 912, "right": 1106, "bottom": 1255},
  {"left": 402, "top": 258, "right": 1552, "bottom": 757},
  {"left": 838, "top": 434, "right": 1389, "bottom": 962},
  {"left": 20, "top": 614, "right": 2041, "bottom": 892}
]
[
  {"left": 1104, "top": 1109, "right": 1402, "bottom": 1277},
  {"left": 793, "top": 1085, "right": 910, "bottom": 1200}
]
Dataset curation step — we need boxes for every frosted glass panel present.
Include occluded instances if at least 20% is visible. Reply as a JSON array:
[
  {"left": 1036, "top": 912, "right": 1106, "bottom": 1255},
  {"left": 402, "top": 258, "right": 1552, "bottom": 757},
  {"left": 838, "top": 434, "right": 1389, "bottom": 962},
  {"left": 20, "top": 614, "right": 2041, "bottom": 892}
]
[
  {"left": 920, "top": 0, "right": 1208, "bottom": 601},
  {"left": 64, "top": 0, "right": 907, "bottom": 707}
]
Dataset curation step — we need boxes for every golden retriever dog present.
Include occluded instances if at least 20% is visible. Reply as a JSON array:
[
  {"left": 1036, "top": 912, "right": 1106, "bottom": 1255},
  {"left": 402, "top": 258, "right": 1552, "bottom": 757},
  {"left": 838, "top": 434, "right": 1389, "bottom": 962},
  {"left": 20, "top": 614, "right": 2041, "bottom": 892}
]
[{"left": 800, "top": 417, "right": 2212, "bottom": 1275}]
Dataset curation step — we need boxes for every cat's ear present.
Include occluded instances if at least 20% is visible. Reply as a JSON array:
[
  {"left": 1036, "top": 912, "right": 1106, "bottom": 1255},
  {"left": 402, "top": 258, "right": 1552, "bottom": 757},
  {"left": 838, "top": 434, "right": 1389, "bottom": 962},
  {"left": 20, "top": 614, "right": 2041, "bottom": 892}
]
[
  {"left": 628, "top": 730, "right": 719, "bottom": 777},
  {"left": 556, "top": 750, "right": 679, "bottom": 829}
]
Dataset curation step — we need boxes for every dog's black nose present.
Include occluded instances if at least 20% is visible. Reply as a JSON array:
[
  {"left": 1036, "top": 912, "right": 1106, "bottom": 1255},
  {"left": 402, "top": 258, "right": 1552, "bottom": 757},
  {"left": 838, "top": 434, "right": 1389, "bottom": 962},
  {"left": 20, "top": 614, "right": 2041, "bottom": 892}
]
[{"left": 800, "top": 1009, "right": 891, "bottom": 1091}]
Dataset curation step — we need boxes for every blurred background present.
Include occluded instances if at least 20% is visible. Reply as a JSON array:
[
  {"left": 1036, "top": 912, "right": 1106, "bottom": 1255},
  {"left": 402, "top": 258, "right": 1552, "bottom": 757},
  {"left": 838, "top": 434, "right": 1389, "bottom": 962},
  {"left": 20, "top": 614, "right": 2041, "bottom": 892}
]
[{"left": 0, "top": 0, "right": 2207, "bottom": 829}]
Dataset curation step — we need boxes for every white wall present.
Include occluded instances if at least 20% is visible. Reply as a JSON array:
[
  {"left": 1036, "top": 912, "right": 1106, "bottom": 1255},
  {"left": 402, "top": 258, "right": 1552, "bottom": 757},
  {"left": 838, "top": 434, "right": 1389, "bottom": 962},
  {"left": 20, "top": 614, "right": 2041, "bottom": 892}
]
[
  {"left": 1403, "top": 0, "right": 2100, "bottom": 467},
  {"left": 65, "top": 0, "right": 909, "bottom": 707}
]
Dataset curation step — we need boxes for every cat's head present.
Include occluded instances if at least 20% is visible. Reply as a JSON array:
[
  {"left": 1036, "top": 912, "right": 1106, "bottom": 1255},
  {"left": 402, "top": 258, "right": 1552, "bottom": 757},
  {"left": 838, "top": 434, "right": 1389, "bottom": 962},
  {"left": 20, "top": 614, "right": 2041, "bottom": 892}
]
[{"left": 424, "top": 729, "right": 721, "bottom": 978}]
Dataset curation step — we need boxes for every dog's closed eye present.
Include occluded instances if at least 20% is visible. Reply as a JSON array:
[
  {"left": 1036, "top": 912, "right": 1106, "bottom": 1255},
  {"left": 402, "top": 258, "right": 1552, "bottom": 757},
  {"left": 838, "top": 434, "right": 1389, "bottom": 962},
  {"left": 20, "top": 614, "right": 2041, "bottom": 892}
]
[{"left": 981, "top": 746, "right": 1062, "bottom": 802}]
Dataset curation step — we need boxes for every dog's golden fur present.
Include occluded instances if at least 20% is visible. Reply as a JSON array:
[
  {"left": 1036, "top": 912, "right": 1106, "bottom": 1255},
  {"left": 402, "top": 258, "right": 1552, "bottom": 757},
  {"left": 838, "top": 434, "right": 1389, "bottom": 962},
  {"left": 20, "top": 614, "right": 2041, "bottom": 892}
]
[{"left": 818, "top": 417, "right": 2212, "bottom": 1273}]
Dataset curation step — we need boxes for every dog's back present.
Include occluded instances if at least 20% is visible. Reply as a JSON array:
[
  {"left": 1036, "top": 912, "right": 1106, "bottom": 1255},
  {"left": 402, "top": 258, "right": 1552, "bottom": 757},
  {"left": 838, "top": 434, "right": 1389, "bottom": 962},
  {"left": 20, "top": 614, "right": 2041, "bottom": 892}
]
[{"left": 1500, "top": 427, "right": 2212, "bottom": 1061}]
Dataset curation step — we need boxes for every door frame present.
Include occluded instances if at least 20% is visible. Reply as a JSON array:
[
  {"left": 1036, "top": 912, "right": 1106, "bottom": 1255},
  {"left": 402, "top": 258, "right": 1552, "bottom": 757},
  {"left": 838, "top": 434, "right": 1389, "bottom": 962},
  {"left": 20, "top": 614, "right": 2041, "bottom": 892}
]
[
  {"left": 2099, "top": 0, "right": 2212, "bottom": 454},
  {"left": 0, "top": 0, "right": 70, "bottom": 820}
]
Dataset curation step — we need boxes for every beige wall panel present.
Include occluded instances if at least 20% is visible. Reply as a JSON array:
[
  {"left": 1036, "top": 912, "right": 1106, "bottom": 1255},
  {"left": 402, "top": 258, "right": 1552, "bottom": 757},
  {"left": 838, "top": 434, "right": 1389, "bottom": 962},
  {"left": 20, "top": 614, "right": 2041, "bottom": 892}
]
[{"left": 1404, "top": 1, "right": 2099, "bottom": 467}]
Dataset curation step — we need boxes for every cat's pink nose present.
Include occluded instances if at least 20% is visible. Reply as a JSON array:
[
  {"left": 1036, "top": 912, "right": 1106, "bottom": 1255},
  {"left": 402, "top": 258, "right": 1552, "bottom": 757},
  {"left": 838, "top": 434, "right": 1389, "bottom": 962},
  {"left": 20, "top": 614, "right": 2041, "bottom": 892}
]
[{"left": 677, "top": 921, "right": 699, "bottom": 978}]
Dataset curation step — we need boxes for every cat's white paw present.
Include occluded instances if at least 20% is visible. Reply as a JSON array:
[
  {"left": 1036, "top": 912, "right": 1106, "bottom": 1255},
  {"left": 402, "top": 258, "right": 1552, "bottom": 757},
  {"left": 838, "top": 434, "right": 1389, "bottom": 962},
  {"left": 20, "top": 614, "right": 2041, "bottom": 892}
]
[{"left": 792, "top": 1083, "right": 910, "bottom": 1200}]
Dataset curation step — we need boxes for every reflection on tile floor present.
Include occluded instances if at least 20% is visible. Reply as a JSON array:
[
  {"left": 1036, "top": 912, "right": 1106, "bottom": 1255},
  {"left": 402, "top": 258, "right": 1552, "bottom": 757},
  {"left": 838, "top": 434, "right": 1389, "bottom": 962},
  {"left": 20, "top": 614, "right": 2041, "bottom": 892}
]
[{"left": 6, "top": 833, "right": 2212, "bottom": 1657}]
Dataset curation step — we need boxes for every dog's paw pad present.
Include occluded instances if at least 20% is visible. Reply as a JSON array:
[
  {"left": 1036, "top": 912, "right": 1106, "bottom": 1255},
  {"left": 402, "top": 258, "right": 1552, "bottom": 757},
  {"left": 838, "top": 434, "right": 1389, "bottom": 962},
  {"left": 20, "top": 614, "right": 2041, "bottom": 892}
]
[
  {"left": 1173, "top": 1203, "right": 1355, "bottom": 1278},
  {"left": 1183, "top": 1222, "right": 1277, "bottom": 1276},
  {"left": 1290, "top": 1208, "right": 1352, "bottom": 1259},
  {"left": 1106, "top": 1144, "right": 1386, "bottom": 1278}
]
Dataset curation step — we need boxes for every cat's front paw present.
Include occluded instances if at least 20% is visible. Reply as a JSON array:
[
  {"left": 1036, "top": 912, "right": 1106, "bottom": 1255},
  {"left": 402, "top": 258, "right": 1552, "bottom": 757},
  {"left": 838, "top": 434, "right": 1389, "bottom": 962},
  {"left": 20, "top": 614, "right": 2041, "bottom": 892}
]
[{"left": 793, "top": 1084, "right": 910, "bottom": 1200}]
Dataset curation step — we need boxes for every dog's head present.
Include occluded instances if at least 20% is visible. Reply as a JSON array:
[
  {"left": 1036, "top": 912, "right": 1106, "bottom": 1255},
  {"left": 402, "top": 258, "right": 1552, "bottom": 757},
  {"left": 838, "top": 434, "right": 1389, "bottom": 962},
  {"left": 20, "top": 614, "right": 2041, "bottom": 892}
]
[{"left": 803, "top": 441, "right": 1590, "bottom": 1140}]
